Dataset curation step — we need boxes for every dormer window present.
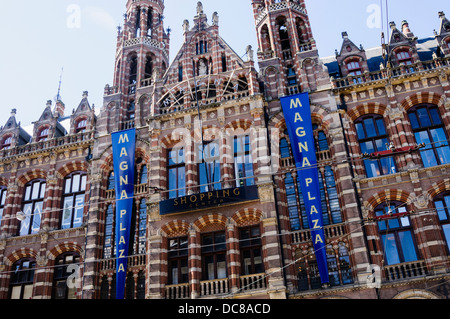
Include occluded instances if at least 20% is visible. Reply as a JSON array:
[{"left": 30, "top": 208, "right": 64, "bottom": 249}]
[
  {"left": 76, "top": 119, "right": 87, "bottom": 133},
  {"left": 397, "top": 51, "right": 413, "bottom": 65},
  {"left": 37, "top": 127, "right": 50, "bottom": 142},
  {"left": 347, "top": 61, "right": 362, "bottom": 76},
  {"left": 1, "top": 135, "right": 12, "bottom": 150}
]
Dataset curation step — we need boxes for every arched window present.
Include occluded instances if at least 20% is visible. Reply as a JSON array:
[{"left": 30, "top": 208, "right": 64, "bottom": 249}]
[
  {"left": 433, "top": 191, "right": 450, "bottom": 254},
  {"left": 9, "top": 258, "right": 36, "bottom": 299},
  {"left": 0, "top": 187, "right": 7, "bottom": 225},
  {"left": 103, "top": 204, "right": 115, "bottom": 259},
  {"left": 61, "top": 172, "right": 86, "bottom": 229},
  {"left": 129, "top": 56, "right": 138, "bottom": 94},
  {"left": 107, "top": 172, "right": 115, "bottom": 190},
  {"left": 277, "top": 16, "right": 291, "bottom": 60},
  {"left": 139, "top": 165, "right": 148, "bottom": 185},
  {"left": 286, "top": 66, "right": 297, "bottom": 86},
  {"left": 19, "top": 180, "right": 46, "bottom": 236},
  {"left": 408, "top": 104, "right": 450, "bottom": 167},
  {"left": 52, "top": 252, "right": 80, "bottom": 299},
  {"left": 355, "top": 114, "right": 397, "bottom": 178},
  {"left": 375, "top": 202, "right": 419, "bottom": 265},
  {"left": 346, "top": 61, "right": 362, "bottom": 76},
  {"left": 144, "top": 55, "right": 153, "bottom": 79},
  {"left": 137, "top": 199, "right": 147, "bottom": 255}
]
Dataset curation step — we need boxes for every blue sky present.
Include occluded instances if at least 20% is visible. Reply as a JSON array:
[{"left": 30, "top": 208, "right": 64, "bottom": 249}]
[{"left": 0, "top": 0, "right": 448, "bottom": 128}]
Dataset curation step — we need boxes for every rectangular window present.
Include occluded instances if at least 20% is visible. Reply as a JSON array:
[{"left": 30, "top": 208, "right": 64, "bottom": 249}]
[
  {"left": 234, "top": 136, "right": 254, "bottom": 187},
  {"left": 201, "top": 231, "right": 227, "bottom": 280},
  {"left": 198, "top": 142, "right": 221, "bottom": 192},
  {"left": 168, "top": 148, "right": 186, "bottom": 199},
  {"left": 20, "top": 181, "right": 46, "bottom": 236}
]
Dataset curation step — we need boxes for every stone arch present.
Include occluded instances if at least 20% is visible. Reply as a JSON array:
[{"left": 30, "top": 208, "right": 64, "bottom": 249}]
[
  {"left": 399, "top": 91, "right": 445, "bottom": 112},
  {"left": 427, "top": 178, "right": 450, "bottom": 200},
  {"left": 193, "top": 213, "right": 228, "bottom": 233},
  {"left": 55, "top": 161, "right": 88, "bottom": 179},
  {"left": 47, "top": 242, "right": 84, "bottom": 261},
  {"left": 365, "top": 189, "right": 413, "bottom": 214},
  {"left": 393, "top": 289, "right": 440, "bottom": 299},
  {"left": 347, "top": 102, "right": 388, "bottom": 121},
  {"left": 4, "top": 248, "right": 38, "bottom": 267},
  {"left": 161, "top": 220, "right": 190, "bottom": 238},
  {"left": 17, "top": 169, "right": 47, "bottom": 188},
  {"left": 231, "top": 208, "right": 264, "bottom": 227}
]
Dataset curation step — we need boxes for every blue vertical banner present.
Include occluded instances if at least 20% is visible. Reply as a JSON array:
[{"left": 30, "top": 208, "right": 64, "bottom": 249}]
[
  {"left": 111, "top": 128, "right": 136, "bottom": 299},
  {"left": 280, "top": 93, "right": 329, "bottom": 286}
]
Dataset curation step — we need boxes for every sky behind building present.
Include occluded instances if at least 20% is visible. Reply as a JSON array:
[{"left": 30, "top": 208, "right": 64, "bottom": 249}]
[{"left": 0, "top": 0, "right": 448, "bottom": 128}]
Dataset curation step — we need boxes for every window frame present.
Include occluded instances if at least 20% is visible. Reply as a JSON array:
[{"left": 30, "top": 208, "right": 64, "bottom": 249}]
[
  {"left": 9, "top": 258, "right": 36, "bottom": 299},
  {"left": 239, "top": 226, "right": 264, "bottom": 276},
  {"left": 355, "top": 114, "right": 397, "bottom": 178},
  {"left": 375, "top": 202, "right": 419, "bottom": 265},
  {"left": 197, "top": 141, "right": 221, "bottom": 192},
  {"left": 61, "top": 172, "right": 87, "bottom": 230},
  {"left": 52, "top": 252, "right": 81, "bottom": 299},
  {"left": 168, "top": 236, "right": 189, "bottom": 285},
  {"left": 167, "top": 147, "right": 186, "bottom": 199},
  {"left": 233, "top": 135, "right": 255, "bottom": 187},
  {"left": 201, "top": 231, "right": 227, "bottom": 281},
  {"left": 433, "top": 192, "right": 450, "bottom": 254},
  {"left": 0, "top": 187, "right": 6, "bottom": 225},
  {"left": 19, "top": 180, "right": 46, "bottom": 236},
  {"left": 408, "top": 104, "right": 450, "bottom": 168}
]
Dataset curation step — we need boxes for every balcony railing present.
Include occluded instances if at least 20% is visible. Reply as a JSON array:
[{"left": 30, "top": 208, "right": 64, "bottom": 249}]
[
  {"left": 291, "top": 223, "right": 346, "bottom": 244},
  {"left": 105, "top": 183, "right": 149, "bottom": 200},
  {"left": 200, "top": 278, "right": 229, "bottom": 297},
  {"left": 0, "top": 131, "right": 94, "bottom": 159},
  {"left": 165, "top": 273, "right": 267, "bottom": 299},
  {"left": 100, "top": 254, "right": 146, "bottom": 271},
  {"left": 384, "top": 260, "right": 428, "bottom": 282},
  {"left": 331, "top": 56, "right": 450, "bottom": 89}
]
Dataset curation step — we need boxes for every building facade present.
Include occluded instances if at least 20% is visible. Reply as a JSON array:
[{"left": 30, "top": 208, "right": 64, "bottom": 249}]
[{"left": 0, "top": 0, "right": 449, "bottom": 299}]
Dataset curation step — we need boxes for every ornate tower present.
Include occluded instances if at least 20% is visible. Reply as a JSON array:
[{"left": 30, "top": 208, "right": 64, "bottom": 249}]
[
  {"left": 251, "top": 0, "right": 330, "bottom": 106},
  {"left": 102, "top": 0, "right": 170, "bottom": 132}
]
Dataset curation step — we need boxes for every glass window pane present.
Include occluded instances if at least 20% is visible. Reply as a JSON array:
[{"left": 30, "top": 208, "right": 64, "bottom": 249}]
[
  {"left": 31, "top": 182, "right": 40, "bottom": 200},
  {"left": 398, "top": 231, "right": 418, "bottom": 262},
  {"left": 363, "top": 118, "right": 377, "bottom": 138},
  {"left": 31, "top": 202, "right": 43, "bottom": 234},
  {"left": 435, "top": 200, "right": 448, "bottom": 221},
  {"left": 39, "top": 183, "right": 46, "bottom": 199},
  {"left": 25, "top": 186, "right": 31, "bottom": 201},
  {"left": 62, "top": 197, "right": 73, "bottom": 230},
  {"left": 73, "top": 195, "right": 84, "bottom": 228},
  {"left": 430, "top": 108, "right": 442, "bottom": 125},
  {"left": 65, "top": 178, "right": 72, "bottom": 194},
  {"left": 72, "top": 175, "right": 80, "bottom": 193},
  {"left": 408, "top": 112, "right": 420, "bottom": 130},
  {"left": 376, "top": 118, "right": 387, "bottom": 136},
  {"left": 217, "top": 254, "right": 227, "bottom": 279},
  {"left": 80, "top": 175, "right": 87, "bottom": 191},
  {"left": 355, "top": 123, "right": 365, "bottom": 140},
  {"left": 381, "top": 234, "right": 400, "bottom": 265},
  {"left": 442, "top": 224, "right": 450, "bottom": 250},
  {"left": 417, "top": 108, "right": 432, "bottom": 127}
]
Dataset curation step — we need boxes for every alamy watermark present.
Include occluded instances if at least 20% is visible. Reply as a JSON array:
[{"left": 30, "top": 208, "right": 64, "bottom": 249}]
[
  {"left": 67, "top": 4, "right": 81, "bottom": 29},
  {"left": 366, "top": 4, "right": 382, "bottom": 29}
]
